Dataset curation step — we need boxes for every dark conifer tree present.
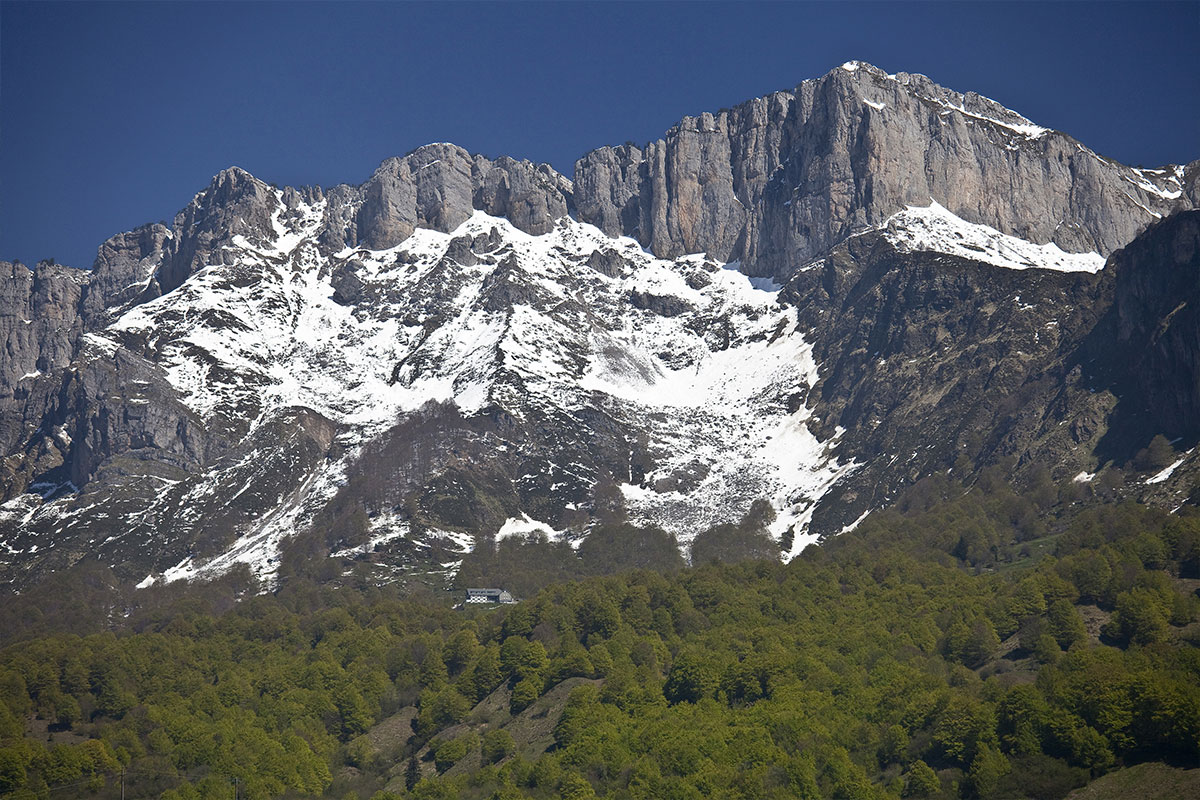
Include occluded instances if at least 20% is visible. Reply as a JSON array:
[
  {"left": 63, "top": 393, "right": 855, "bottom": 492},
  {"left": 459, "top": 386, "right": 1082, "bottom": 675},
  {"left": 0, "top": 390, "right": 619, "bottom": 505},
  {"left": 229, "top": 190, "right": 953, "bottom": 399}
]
[{"left": 405, "top": 754, "right": 420, "bottom": 791}]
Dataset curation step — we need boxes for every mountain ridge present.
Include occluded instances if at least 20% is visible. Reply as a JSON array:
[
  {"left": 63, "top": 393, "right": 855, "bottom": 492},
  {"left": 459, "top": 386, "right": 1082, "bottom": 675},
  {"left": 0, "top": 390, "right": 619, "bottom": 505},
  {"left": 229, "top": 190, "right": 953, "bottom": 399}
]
[
  {"left": 1, "top": 61, "right": 1197, "bottom": 592},
  {"left": 40, "top": 62, "right": 1198, "bottom": 280}
]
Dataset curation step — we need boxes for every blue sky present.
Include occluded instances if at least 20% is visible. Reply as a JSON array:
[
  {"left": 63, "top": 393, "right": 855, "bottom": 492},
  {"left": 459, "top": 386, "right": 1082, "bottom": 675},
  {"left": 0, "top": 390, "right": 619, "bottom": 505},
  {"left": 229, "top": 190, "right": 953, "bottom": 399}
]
[{"left": 2, "top": 1, "right": 1196, "bottom": 269}]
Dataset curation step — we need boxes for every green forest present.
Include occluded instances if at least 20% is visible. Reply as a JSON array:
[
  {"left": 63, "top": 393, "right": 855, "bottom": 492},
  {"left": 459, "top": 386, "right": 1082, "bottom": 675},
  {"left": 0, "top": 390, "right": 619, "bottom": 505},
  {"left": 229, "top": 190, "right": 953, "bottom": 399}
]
[{"left": 1, "top": 475, "right": 1198, "bottom": 800}]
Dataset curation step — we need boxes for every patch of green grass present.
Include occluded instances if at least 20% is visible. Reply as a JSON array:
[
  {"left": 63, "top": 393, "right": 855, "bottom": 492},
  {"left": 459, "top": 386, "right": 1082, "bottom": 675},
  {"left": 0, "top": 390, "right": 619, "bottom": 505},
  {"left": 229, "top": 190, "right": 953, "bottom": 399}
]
[{"left": 1067, "top": 762, "right": 1200, "bottom": 800}]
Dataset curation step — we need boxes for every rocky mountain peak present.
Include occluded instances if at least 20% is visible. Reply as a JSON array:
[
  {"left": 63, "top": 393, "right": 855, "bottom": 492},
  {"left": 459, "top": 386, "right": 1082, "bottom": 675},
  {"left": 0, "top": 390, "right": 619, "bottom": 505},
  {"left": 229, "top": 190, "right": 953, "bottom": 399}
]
[
  {"left": 835, "top": 60, "right": 1046, "bottom": 134},
  {"left": 81, "top": 223, "right": 174, "bottom": 328},
  {"left": 156, "top": 165, "right": 281, "bottom": 295},
  {"left": 575, "top": 61, "right": 1194, "bottom": 278},
  {"left": 353, "top": 143, "right": 573, "bottom": 250}
]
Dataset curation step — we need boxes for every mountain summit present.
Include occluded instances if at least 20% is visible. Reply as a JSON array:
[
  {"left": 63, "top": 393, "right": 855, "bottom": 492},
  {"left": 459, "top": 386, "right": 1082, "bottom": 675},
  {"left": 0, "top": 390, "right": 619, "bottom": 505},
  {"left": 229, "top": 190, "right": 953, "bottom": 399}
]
[
  {"left": 1, "top": 63, "right": 1196, "bottom": 591},
  {"left": 574, "top": 60, "right": 1194, "bottom": 274}
]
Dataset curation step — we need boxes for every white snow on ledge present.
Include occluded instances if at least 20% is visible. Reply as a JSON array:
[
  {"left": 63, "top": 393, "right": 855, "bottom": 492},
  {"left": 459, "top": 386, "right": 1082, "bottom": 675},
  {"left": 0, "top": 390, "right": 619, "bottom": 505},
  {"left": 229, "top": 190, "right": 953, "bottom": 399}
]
[
  {"left": 883, "top": 201, "right": 1107, "bottom": 274},
  {"left": 1131, "top": 168, "right": 1184, "bottom": 201},
  {"left": 1146, "top": 456, "right": 1188, "bottom": 485},
  {"left": 495, "top": 515, "right": 576, "bottom": 548},
  {"left": 840, "top": 509, "right": 871, "bottom": 534},
  {"left": 496, "top": 514, "right": 557, "bottom": 541},
  {"left": 935, "top": 98, "right": 1048, "bottom": 139}
]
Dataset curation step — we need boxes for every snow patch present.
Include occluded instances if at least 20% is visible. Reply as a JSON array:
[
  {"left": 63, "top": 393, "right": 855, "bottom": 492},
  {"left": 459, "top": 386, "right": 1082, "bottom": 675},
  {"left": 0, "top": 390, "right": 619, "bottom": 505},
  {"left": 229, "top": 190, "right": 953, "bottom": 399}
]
[
  {"left": 1146, "top": 457, "right": 1186, "bottom": 485},
  {"left": 883, "top": 201, "right": 1106, "bottom": 273},
  {"left": 1130, "top": 168, "right": 1184, "bottom": 201},
  {"left": 914, "top": 91, "right": 1048, "bottom": 138},
  {"left": 330, "top": 514, "right": 411, "bottom": 559},
  {"left": 426, "top": 527, "right": 476, "bottom": 553},
  {"left": 840, "top": 509, "right": 871, "bottom": 534},
  {"left": 139, "top": 459, "right": 344, "bottom": 589},
  {"left": 496, "top": 514, "right": 562, "bottom": 543}
]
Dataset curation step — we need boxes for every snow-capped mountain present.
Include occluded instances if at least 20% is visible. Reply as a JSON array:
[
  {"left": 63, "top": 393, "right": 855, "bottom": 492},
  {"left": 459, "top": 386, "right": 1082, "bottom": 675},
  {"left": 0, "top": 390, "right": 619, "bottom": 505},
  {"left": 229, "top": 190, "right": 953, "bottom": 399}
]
[{"left": 1, "top": 62, "right": 1197, "bottom": 591}]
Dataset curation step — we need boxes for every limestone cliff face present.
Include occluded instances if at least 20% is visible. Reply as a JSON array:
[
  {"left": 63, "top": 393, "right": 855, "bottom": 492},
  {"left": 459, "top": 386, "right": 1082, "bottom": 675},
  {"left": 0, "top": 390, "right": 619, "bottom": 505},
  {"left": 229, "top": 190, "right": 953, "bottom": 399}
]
[
  {"left": 0, "top": 261, "right": 88, "bottom": 501},
  {"left": 351, "top": 144, "right": 573, "bottom": 249},
  {"left": 79, "top": 63, "right": 1192, "bottom": 304},
  {"left": 81, "top": 224, "right": 174, "bottom": 328},
  {"left": 0, "top": 262, "right": 85, "bottom": 393},
  {"left": 575, "top": 62, "right": 1194, "bottom": 277},
  {"left": 157, "top": 167, "right": 282, "bottom": 296}
]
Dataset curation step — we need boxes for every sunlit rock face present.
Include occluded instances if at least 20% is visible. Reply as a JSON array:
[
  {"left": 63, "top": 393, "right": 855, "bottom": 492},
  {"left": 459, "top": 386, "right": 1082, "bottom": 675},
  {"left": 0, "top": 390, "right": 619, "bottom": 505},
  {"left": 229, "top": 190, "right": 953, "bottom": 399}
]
[
  {"left": 1, "top": 62, "right": 1195, "bottom": 592},
  {"left": 575, "top": 61, "right": 1194, "bottom": 277}
]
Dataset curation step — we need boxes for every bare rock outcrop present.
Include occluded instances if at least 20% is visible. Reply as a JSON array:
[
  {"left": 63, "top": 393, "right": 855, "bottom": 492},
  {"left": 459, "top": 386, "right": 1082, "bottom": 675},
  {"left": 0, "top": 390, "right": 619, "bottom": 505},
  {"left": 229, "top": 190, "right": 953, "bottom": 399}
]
[
  {"left": 0, "top": 260, "right": 88, "bottom": 498},
  {"left": 156, "top": 166, "right": 280, "bottom": 295},
  {"left": 1082, "top": 210, "right": 1200, "bottom": 458},
  {"left": 0, "top": 261, "right": 86, "bottom": 392},
  {"left": 81, "top": 223, "right": 173, "bottom": 327},
  {"left": 576, "top": 62, "right": 1194, "bottom": 277},
  {"left": 353, "top": 143, "right": 573, "bottom": 250}
]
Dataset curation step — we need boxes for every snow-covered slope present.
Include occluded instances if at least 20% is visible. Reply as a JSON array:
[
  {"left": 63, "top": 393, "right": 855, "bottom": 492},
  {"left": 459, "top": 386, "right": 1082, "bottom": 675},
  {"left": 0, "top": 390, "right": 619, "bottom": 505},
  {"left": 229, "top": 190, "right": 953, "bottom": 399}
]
[
  {"left": 0, "top": 175, "right": 1177, "bottom": 589},
  {"left": 98, "top": 194, "right": 423, "bottom": 437},
  {"left": 881, "top": 201, "right": 1108, "bottom": 273},
  {"left": 2, "top": 195, "right": 860, "bottom": 585}
]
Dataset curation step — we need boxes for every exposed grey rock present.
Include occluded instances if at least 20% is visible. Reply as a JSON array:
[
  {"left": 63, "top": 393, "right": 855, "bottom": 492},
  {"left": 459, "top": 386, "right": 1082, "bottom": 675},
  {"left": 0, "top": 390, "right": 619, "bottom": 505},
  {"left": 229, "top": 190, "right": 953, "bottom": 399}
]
[
  {"left": 473, "top": 156, "right": 573, "bottom": 236},
  {"left": 318, "top": 183, "right": 360, "bottom": 252},
  {"left": 585, "top": 248, "right": 625, "bottom": 278},
  {"left": 81, "top": 223, "right": 172, "bottom": 326},
  {"left": 353, "top": 144, "right": 573, "bottom": 250},
  {"left": 478, "top": 254, "right": 548, "bottom": 312},
  {"left": 576, "top": 62, "right": 1194, "bottom": 278},
  {"left": 443, "top": 235, "right": 480, "bottom": 268},
  {"left": 61, "top": 345, "right": 210, "bottom": 488},
  {"left": 329, "top": 261, "right": 367, "bottom": 305},
  {"left": 157, "top": 166, "right": 279, "bottom": 294},
  {"left": 0, "top": 261, "right": 86, "bottom": 391},
  {"left": 0, "top": 261, "right": 88, "bottom": 464},
  {"left": 629, "top": 289, "right": 690, "bottom": 317},
  {"left": 782, "top": 230, "right": 1114, "bottom": 535},
  {"left": 776, "top": 209, "right": 1198, "bottom": 535},
  {"left": 1, "top": 402, "right": 335, "bottom": 591},
  {"left": 472, "top": 228, "right": 504, "bottom": 254},
  {"left": 0, "top": 260, "right": 83, "bottom": 503},
  {"left": 1183, "top": 160, "right": 1200, "bottom": 206}
]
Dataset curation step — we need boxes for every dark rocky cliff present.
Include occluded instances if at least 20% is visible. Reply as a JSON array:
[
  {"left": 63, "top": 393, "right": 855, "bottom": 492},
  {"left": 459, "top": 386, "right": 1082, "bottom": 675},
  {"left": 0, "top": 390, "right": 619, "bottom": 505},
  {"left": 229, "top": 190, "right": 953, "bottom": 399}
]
[{"left": 1082, "top": 210, "right": 1200, "bottom": 459}]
